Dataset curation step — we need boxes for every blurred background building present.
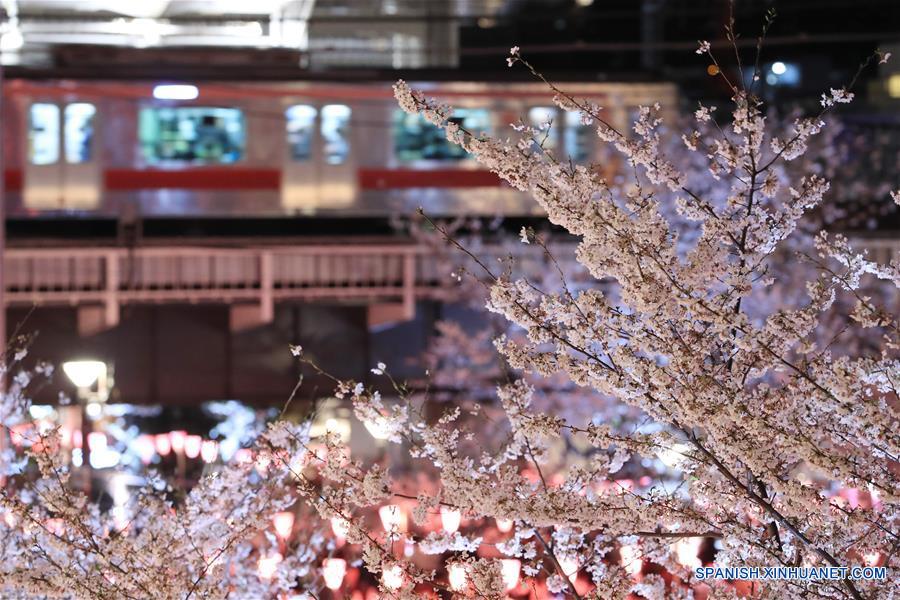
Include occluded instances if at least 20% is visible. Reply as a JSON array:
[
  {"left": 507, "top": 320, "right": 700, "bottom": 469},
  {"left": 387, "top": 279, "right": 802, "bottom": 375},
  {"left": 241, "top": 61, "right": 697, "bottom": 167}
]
[{"left": 0, "top": 0, "right": 897, "bottom": 417}]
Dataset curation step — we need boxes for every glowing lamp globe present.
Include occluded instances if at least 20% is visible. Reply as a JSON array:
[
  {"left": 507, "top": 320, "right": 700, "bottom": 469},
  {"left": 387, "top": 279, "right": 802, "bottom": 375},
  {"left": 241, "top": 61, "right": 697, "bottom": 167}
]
[{"left": 62, "top": 360, "right": 106, "bottom": 389}]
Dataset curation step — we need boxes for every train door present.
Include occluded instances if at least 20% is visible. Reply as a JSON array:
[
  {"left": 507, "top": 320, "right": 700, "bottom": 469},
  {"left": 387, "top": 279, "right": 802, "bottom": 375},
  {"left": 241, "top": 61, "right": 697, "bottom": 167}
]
[
  {"left": 282, "top": 102, "right": 356, "bottom": 212},
  {"left": 318, "top": 103, "right": 355, "bottom": 207},
  {"left": 24, "top": 103, "right": 62, "bottom": 208},
  {"left": 282, "top": 104, "right": 319, "bottom": 210},
  {"left": 24, "top": 101, "right": 100, "bottom": 210}
]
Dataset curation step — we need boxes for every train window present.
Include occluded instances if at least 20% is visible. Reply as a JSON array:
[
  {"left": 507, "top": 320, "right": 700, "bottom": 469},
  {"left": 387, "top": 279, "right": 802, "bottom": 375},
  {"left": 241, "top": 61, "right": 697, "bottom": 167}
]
[
  {"left": 392, "top": 108, "right": 490, "bottom": 161},
  {"left": 564, "top": 111, "right": 592, "bottom": 163},
  {"left": 138, "top": 107, "right": 245, "bottom": 164},
  {"left": 64, "top": 103, "right": 96, "bottom": 164},
  {"left": 321, "top": 104, "right": 351, "bottom": 165},
  {"left": 29, "top": 103, "right": 60, "bottom": 165},
  {"left": 286, "top": 105, "right": 317, "bottom": 161},
  {"left": 528, "top": 106, "right": 559, "bottom": 150}
]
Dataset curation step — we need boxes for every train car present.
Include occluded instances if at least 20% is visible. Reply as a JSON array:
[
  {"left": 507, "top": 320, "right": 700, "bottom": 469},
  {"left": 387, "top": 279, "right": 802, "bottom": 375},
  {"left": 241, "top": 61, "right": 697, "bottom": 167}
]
[{"left": 1, "top": 79, "right": 679, "bottom": 224}]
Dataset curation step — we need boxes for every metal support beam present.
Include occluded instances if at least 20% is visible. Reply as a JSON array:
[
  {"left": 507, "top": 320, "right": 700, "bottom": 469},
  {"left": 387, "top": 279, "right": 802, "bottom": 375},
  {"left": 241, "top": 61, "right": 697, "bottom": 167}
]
[{"left": 104, "top": 250, "right": 120, "bottom": 329}]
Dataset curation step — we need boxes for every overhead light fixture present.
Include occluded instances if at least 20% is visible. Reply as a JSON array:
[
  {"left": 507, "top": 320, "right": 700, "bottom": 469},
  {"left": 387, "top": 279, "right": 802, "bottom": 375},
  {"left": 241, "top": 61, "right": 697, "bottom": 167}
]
[
  {"left": 0, "top": 27, "right": 23, "bottom": 52},
  {"left": 63, "top": 360, "right": 107, "bottom": 389},
  {"left": 152, "top": 84, "right": 199, "bottom": 100}
]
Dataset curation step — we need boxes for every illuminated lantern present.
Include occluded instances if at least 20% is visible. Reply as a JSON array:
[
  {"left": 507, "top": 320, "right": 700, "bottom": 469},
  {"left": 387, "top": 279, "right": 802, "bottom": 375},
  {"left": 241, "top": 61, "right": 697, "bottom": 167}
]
[
  {"left": 558, "top": 556, "right": 580, "bottom": 583},
  {"left": 200, "top": 440, "right": 218, "bottom": 463},
  {"left": 169, "top": 430, "right": 187, "bottom": 453},
  {"left": 378, "top": 505, "right": 406, "bottom": 532},
  {"left": 257, "top": 553, "right": 282, "bottom": 580},
  {"left": 382, "top": 565, "right": 403, "bottom": 590},
  {"left": 234, "top": 448, "right": 253, "bottom": 464},
  {"left": 272, "top": 511, "right": 295, "bottom": 540},
  {"left": 448, "top": 563, "right": 467, "bottom": 591},
  {"left": 673, "top": 537, "right": 702, "bottom": 568},
  {"left": 322, "top": 558, "right": 347, "bottom": 590},
  {"left": 155, "top": 433, "right": 172, "bottom": 456},
  {"left": 500, "top": 559, "right": 520, "bottom": 591},
  {"left": 184, "top": 435, "right": 202, "bottom": 459},
  {"left": 72, "top": 429, "right": 83, "bottom": 449},
  {"left": 331, "top": 516, "right": 350, "bottom": 540},
  {"left": 135, "top": 434, "right": 156, "bottom": 464},
  {"left": 496, "top": 518, "right": 513, "bottom": 533},
  {"left": 440, "top": 507, "right": 461, "bottom": 533},
  {"left": 620, "top": 544, "right": 643, "bottom": 576}
]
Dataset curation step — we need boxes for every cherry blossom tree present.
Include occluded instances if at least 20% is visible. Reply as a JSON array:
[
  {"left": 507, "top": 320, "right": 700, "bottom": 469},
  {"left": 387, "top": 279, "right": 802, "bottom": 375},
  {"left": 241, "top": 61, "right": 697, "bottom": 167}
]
[{"left": 319, "top": 38, "right": 899, "bottom": 599}]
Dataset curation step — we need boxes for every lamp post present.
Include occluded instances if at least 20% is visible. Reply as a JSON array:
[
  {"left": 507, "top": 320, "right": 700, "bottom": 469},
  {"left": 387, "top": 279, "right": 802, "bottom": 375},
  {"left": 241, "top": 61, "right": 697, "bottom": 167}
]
[{"left": 62, "top": 359, "right": 110, "bottom": 493}]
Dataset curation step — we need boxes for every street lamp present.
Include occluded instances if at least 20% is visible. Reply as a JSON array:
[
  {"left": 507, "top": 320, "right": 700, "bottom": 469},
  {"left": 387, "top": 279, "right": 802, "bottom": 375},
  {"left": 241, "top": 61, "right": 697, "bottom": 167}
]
[
  {"left": 62, "top": 360, "right": 107, "bottom": 389},
  {"left": 62, "top": 359, "right": 111, "bottom": 493}
]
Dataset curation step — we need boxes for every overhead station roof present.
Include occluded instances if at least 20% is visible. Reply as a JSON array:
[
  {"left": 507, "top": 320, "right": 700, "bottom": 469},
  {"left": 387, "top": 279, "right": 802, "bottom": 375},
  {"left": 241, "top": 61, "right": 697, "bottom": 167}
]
[{"left": 0, "top": 0, "right": 515, "bottom": 74}]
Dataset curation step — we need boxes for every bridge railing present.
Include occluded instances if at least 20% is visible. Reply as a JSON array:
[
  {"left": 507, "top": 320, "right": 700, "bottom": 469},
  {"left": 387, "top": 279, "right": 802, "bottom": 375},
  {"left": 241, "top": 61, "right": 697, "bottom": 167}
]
[{"left": 4, "top": 235, "right": 894, "bottom": 310}]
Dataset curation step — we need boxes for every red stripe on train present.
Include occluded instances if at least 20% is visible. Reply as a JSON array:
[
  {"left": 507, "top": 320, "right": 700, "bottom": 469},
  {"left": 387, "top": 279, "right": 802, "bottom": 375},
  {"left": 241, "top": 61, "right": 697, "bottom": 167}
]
[
  {"left": 4, "top": 168, "right": 503, "bottom": 191},
  {"left": 105, "top": 168, "right": 281, "bottom": 190},
  {"left": 4, "top": 169, "right": 23, "bottom": 191}
]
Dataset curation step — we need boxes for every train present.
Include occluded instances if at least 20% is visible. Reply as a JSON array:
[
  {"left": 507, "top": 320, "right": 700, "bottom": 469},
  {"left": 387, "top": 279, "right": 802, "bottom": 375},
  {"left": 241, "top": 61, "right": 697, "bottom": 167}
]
[{"left": 1, "top": 79, "right": 679, "bottom": 230}]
